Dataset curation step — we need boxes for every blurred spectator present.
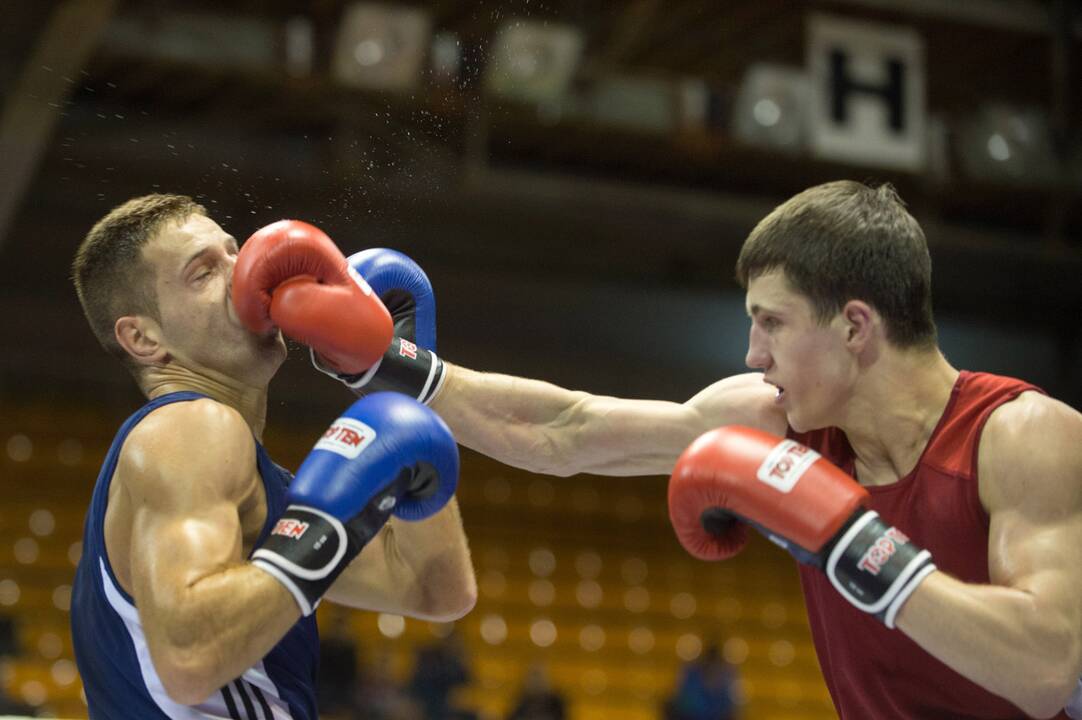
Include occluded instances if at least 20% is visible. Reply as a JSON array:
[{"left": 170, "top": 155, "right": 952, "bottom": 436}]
[
  {"left": 0, "top": 664, "right": 40, "bottom": 716},
  {"left": 506, "top": 663, "right": 566, "bottom": 720},
  {"left": 406, "top": 628, "right": 473, "bottom": 720},
  {"left": 0, "top": 616, "right": 39, "bottom": 717},
  {"left": 356, "top": 647, "right": 421, "bottom": 720},
  {"left": 664, "top": 643, "right": 739, "bottom": 720},
  {"left": 0, "top": 616, "right": 17, "bottom": 658},
  {"left": 317, "top": 609, "right": 360, "bottom": 716}
]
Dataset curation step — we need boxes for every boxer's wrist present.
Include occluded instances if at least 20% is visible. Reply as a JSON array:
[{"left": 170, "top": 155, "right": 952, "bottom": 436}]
[
  {"left": 251, "top": 503, "right": 370, "bottom": 617},
  {"left": 426, "top": 361, "right": 457, "bottom": 409},
  {"left": 823, "top": 510, "right": 936, "bottom": 628},
  {"left": 312, "top": 337, "right": 445, "bottom": 405}
]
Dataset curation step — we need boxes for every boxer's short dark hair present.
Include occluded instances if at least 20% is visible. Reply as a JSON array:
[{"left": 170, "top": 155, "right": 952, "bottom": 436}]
[
  {"left": 72, "top": 193, "right": 206, "bottom": 371},
  {"left": 736, "top": 180, "right": 937, "bottom": 349}
]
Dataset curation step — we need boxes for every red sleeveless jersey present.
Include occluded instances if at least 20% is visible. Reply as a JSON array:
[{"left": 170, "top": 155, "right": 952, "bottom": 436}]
[{"left": 789, "top": 370, "right": 1068, "bottom": 720}]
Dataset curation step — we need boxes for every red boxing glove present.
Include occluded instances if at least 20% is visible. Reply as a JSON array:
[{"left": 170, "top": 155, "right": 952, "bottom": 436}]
[
  {"left": 232, "top": 220, "right": 393, "bottom": 374},
  {"left": 669, "top": 426, "right": 935, "bottom": 628}
]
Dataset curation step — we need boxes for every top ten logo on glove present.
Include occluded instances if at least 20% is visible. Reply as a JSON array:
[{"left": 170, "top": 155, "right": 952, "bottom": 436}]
[{"left": 316, "top": 418, "right": 377, "bottom": 459}]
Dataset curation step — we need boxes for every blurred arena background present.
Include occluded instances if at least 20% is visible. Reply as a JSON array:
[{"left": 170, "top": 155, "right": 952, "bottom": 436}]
[{"left": 1, "top": 0, "right": 1080, "bottom": 718}]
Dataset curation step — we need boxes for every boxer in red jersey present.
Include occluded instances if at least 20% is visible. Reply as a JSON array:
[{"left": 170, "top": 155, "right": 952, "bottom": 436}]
[{"left": 314, "top": 180, "right": 1082, "bottom": 719}]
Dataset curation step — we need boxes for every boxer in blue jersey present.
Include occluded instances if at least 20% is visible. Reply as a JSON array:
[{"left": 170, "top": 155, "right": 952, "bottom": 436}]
[{"left": 70, "top": 194, "right": 476, "bottom": 719}]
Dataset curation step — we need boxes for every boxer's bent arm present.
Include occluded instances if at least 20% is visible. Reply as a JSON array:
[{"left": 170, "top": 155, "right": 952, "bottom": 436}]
[
  {"left": 122, "top": 401, "right": 300, "bottom": 705},
  {"left": 895, "top": 393, "right": 1082, "bottom": 718},
  {"left": 432, "top": 366, "right": 784, "bottom": 477},
  {"left": 324, "top": 499, "right": 476, "bottom": 621}
]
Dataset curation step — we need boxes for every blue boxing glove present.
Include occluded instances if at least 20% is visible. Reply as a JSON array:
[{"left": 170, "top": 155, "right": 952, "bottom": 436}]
[
  {"left": 312, "top": 249, "right": 444, "bottom": 405},
  {"left": 252, "top": 392, "right": 458, "bottom": 616},
  {"left": 351, "top": 248, "right": 437, "bottom": 350}
]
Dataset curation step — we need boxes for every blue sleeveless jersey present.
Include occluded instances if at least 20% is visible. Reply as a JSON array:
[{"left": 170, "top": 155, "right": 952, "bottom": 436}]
[{"left": 71, "top": 392, "right": 320, "bottom": 719}]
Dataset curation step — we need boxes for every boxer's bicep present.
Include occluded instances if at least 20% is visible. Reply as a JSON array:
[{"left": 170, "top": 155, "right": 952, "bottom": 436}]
[
  {"left": 130, "top": 499, "right": 245, "bottom": 660},
  {"left": 982, "top": 395, "right": 1082, "bottom": 585},
  {"left": 981, "top": 395, "right": 1082, "bottom": 678},
  {"left": 120, "top": 403, "right": 253, "bottom": 665}
]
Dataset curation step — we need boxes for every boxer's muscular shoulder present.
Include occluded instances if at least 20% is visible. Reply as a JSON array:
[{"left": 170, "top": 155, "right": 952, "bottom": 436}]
[
  {"left": 978, "top": 391, "right": 1082, "bottom": 516},
  {"left": 117, "top": 399, "right": 257, "bottom": 509},
  {"left": 107, "top": 400, "right": 259, "bottom": 594},
  {"left": 685, "top": 372, "right": 787, "bottom": 436}
]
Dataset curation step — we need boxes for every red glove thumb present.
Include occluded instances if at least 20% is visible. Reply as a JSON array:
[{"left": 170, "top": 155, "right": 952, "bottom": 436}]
[
  {"left": 668, "top": 458, "right": 750, "bottom": 562},
  {"left": 232, "top": 220, "right": 393, "bottom": 373}
]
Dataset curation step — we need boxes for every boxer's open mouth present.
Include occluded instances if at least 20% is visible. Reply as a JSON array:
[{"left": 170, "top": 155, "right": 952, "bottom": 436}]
[{"left": 766, "top": 381, "right": 785, "bottom": 403}]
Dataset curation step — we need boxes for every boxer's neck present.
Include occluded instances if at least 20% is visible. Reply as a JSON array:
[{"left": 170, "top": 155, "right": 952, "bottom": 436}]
[
  {"left": 840, "top": 349, "right": 958, "bottom": 486},
  {"left": 142, "top": 364, "right": 269, "bottom": 440}
]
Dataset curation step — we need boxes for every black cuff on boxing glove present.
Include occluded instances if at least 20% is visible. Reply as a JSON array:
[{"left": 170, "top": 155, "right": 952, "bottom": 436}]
[
  {"left": 313, "top": 337, "right": 445, "bottom": 405},
  {"left": 823, "top": 510, "right": 936, "bottom": 628},
  {"left": 251, "top": 481, "right": 403, "bottom": 616}
]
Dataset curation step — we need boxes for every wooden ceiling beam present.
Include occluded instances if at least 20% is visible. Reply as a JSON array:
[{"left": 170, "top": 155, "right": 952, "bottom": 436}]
[{"left": 0, "top": 0, "right": 119, "bottom": 249}]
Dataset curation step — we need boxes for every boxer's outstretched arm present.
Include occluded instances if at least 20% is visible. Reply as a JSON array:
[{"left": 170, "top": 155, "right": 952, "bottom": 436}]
[
  {"left": 431, "top": 365, "right": 784, "bottom": 476},
  {"left": 121, "top": 400, "right": 300, "bottom": 705},
  {"left": 326, "top": 499, "right": 476, "bottom": 621},
  {"left": 895, "top": 393, "right": 1082, "bottom": 718}
]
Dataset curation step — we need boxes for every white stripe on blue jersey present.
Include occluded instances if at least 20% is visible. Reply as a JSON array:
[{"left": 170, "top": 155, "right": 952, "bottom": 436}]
[{"left": 99, "top": 558, "right": 295, "bottom": 719}]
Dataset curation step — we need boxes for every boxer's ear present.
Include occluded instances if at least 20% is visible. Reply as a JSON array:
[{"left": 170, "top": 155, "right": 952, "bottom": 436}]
[
  {"left": 116, "top": 315, "right": 169, "bottom": 366},
  {"left": 840, "top": 300, "right": 877, "bottom": 350}
]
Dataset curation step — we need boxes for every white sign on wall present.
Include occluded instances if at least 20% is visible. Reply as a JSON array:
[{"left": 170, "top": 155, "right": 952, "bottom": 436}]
[{"left": 807, "top": 14, "right": 926, "bottom": 172}]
